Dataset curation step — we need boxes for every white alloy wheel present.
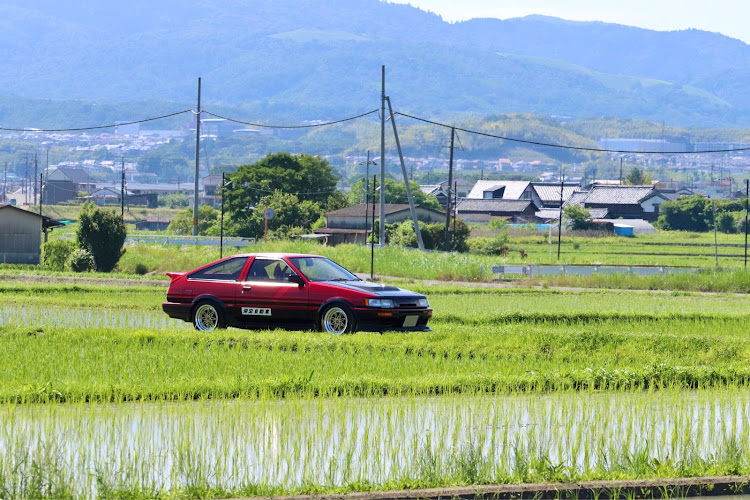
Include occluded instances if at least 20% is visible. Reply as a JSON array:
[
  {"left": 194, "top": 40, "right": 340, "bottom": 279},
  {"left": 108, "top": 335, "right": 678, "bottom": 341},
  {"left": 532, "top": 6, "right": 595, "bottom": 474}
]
[
  {"left": 322, "top": 306, "right": 351, "bottom": 335},
  {"left": 194, "top": 303, "right": 220, "bottom": 332}
]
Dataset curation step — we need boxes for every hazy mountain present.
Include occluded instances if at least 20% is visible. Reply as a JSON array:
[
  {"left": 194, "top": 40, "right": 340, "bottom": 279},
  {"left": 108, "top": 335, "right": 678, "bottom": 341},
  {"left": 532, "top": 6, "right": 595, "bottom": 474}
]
[{"left": 1, "top": 0, "right": 750, "bottom": 127}]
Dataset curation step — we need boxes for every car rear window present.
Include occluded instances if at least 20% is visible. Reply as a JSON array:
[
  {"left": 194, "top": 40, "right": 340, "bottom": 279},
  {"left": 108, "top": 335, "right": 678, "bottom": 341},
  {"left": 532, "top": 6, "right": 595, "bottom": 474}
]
[{"left": 188, "top": 257, "right": 248, "bottom": 281}]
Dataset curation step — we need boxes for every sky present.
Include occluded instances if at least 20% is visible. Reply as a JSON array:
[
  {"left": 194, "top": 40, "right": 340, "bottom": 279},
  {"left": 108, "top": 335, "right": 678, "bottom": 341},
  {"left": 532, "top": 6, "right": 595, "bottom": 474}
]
[{"left": 387, "top": 0, "right": 750, "bottom": 44}]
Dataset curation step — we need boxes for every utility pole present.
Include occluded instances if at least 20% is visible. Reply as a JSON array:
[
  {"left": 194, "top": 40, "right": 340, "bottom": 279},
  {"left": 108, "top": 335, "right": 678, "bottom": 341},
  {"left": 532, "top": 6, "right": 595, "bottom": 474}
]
[
  {"left": 2, "top": 162, "right": 7, "bottom": 204},
  {"left": 557, "top": 174, "right": 564, "bottom": 260},
  {"left": 361, "top": 151, "right": 376, "bottom": 246},
  {"left": 713, "top": 199, "right": 719, "bottom": 268},
  {"left": 193, "top": 77, "right": 202, "bottom": 236},
  {"left": 359, "top": 151, "right": 376, "bottom": 204},
  {"left": 39, "top": 174, "right": 43, "bottom": 217},
  {"left": 33, "top": 153, "right": 38, "bottom": 207},
  {"left": 121, "top": 157, "right": 126, "bottom": 219},
  {"left": 24, "top": 155, "right": 29, "bottom": 205},
  {"left": 386, "top": 96, "right": 424, "bottom": 250},
  {"left": 371, "top": 175, "right": 377, "bottom": 279},
  {"left": 220, "top": 172, "right": 226, "bottom": 259},
  {"left": 745, "top": 179, "right": 749, "bottom": 269},
  {"left": 40, "top": 173, "right": 49, "bottom": 243},
  {"left": 619, "top": 157, "right": 623, "bottom": 185},
  {"left": 444, "top": 127, "right": 455, "bottom": 251},
  {"left": 379, "top": 66, "right": 386, "bottom": 246}
]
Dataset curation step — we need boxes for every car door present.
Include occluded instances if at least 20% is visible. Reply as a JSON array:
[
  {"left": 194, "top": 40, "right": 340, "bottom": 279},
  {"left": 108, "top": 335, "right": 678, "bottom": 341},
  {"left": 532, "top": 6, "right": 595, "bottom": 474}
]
[{"left": 235, "top": 257, "right": 311, "bottom": 328}]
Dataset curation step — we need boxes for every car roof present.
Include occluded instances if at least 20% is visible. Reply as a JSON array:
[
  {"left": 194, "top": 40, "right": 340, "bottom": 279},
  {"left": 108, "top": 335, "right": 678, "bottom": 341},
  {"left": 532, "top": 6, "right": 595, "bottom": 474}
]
[{"left": 229, "top": 253, "right": 324, "bottom": 259}]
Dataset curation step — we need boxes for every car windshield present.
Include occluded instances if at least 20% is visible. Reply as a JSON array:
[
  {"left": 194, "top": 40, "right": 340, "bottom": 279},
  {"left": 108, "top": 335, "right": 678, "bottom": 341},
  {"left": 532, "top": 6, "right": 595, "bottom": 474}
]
[{"left": 288, "top": 257, "right": 359, "bottom": 282}]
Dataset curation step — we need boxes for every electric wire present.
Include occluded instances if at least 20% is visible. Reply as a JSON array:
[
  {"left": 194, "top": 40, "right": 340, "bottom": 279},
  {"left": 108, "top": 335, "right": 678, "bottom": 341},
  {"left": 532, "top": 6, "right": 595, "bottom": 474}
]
[
  {"left": 394, "top": 111, "right": 750, "bottom": 154},
  {"left": 201, "top": 109, "right": 380, "bottom": 129},
  {"left": 0, "top": 110, "right": 194, "bottom": 133}
]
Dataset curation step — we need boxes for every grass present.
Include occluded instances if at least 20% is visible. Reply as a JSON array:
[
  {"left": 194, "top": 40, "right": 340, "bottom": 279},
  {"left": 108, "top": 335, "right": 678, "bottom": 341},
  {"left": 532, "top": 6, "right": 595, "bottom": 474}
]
[
  {"left": 3, "top": 283, "right": 750, "bottom": 402},
  {"left": 2, "top": 391, "right": 750, "bottom": 498},
  {"left": 4, "top": 276, "right": 750, "bottom": 497}
]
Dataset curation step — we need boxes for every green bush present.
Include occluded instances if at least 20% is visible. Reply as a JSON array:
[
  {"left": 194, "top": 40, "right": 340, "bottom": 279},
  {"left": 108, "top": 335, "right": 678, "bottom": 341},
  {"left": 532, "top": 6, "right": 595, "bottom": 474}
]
[
  {"left": 42, "top": 240, "right": 76, "bottom": 270},
  {"left": 70, "top": 249, "right": 95, "bottom": 272},
  {"left": 76, "top": 203, "right": 127, "bottom": 272},
  {"left": 388, "top": 218, "right": 470, "bottom": 252},
  {"left": 134, "top": 263, "right": 149, "bottom": 275}
]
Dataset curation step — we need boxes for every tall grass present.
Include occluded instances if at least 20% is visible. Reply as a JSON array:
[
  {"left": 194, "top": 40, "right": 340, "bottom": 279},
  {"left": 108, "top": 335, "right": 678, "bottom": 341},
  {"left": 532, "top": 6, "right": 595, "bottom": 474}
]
[{"left": 2, "top": 390, "right": 750, "bottom": 498}]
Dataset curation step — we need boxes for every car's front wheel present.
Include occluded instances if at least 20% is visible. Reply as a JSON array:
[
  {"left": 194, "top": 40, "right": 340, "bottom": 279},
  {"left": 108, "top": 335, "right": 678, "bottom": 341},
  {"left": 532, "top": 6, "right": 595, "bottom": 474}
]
[
  {"left": 193, "top": 301, "right": 226, "bottom": 332},
  {"left": 321, "top": 304, "right": 354, "bottom": 335}
]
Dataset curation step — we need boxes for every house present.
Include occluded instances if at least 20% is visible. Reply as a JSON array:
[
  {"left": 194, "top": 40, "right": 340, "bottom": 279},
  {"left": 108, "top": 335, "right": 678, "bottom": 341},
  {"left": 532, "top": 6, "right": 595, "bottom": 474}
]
[
  {"left": 437, "top": 178, "right": 473, "bottom": 199},
  {"left": 89, "top": 187, "right": 122, "bottom": 206},
  {"left": 135, "top": 218, "right": 172, "bottom": 231},
  {"left": 467, "top": 180, "right": 577, "bottom": 209},
  {"left": 565, "top": 186, "right": 668, "bottom": 221},
  {"left": 456, "top": 199, "right": 539, "bottom": 224},
  {"left": 420, "top": 185, "right": 448, "bottom": 207},
  {"left": 314, "top": 203, "right": 445, "bottom": 245},
  {"left": 0, "top": 205, "right": 63, "bottom": 264},
  {"left": 45, "top": 168, "right": 96, "bottom": 204},
  {"left": 202, "top": 174, "right": 223, "bottom": 196},
  {"left": 530, "top": 183, "right": 579, "bottom": 208},
  {"left": 466, "top": 180, "right": 532, "bottom": 200}
]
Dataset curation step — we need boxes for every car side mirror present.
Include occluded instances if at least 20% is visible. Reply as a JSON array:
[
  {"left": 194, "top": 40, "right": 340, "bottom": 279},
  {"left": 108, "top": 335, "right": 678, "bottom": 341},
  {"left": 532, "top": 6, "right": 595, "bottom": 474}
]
[{"left": 288, "top": 275, "right": 305, "bottom": 286}]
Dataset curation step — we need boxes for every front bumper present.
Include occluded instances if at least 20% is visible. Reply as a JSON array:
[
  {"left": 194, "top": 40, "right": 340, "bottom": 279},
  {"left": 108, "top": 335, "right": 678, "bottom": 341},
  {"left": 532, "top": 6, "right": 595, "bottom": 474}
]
[{"left": 353, "top": 307, "right": 432, "bottom": 332}]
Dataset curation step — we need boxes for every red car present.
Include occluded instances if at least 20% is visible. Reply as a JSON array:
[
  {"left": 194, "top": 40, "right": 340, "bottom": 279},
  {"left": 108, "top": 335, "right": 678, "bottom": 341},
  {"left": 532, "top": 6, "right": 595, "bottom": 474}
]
[{"left": 162, "top": 253, "right": 432, "bottom": 334}]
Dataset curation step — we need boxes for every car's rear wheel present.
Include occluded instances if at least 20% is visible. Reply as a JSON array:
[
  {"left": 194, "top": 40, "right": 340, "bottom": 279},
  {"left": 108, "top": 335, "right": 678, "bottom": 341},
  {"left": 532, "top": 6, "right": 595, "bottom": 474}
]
[
  {"left": 321, "top": 304, "right": 354, "bottom": 335},
  {"left": 193, "top": 301, "right": 226, "bottom": 332}
]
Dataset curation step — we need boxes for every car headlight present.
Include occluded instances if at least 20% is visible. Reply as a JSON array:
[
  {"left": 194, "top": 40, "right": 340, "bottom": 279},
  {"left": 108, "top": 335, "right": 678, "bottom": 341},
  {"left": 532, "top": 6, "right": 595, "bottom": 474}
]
[
  {"left": 417, "top": 298, "right": 429, "bottom": 308},
  {"left": 366, "top": 298, "right": 394, "bottom": 308}
]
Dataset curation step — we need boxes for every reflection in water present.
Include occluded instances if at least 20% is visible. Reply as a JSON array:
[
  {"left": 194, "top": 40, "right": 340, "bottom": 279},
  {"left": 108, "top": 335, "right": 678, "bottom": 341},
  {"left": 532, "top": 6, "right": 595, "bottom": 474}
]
[{"left": 1, "top": 390, "right": 749, "bottom": 496}]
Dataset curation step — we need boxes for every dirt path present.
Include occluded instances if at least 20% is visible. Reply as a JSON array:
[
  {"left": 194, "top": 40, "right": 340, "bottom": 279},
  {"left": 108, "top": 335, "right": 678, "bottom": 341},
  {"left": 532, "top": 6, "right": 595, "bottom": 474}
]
[
  {"left": 0, "top": 273, "right": 168, "bottom": 287},
  {"left": 226, "top": 475, "right": 750, "bottom": 500},
  {"left": 1, "top": 272, "right": 743, "bottom": 296}
]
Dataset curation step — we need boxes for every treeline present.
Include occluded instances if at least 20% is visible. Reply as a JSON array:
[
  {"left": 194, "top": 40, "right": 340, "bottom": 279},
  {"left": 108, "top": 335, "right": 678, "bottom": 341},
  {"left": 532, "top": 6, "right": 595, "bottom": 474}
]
[{"left": 657, "top": 195, "right": 749, "bottom": 233}]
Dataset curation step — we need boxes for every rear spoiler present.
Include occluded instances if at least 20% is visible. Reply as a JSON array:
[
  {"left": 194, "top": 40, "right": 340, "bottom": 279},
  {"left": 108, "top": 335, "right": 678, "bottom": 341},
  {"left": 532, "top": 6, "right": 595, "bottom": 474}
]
[{"left": 166, "top": 272, "right": 185, "bottom": 282}]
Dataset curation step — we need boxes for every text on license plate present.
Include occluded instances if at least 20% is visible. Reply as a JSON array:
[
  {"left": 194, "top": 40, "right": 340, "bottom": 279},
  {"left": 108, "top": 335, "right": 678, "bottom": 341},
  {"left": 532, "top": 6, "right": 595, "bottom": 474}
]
[{"left": 242, "top": 307, "right": 271, "bottom": 316}]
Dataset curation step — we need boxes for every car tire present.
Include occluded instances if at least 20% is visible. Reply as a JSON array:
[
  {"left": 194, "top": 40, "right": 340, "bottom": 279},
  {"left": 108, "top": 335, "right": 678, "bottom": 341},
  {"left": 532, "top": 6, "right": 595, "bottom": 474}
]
[
  {"left": 320, "top": 304, "right": 354, "bottom": 335},
  {"left": 193, "top": 301, "right": 226, "bottom": 332}
]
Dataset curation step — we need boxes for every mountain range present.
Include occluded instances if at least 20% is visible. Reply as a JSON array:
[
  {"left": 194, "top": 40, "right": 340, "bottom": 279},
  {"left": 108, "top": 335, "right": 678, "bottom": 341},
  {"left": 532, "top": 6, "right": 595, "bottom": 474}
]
[{"left": 2, "top": 0, "right": 750, "bottom": 128}]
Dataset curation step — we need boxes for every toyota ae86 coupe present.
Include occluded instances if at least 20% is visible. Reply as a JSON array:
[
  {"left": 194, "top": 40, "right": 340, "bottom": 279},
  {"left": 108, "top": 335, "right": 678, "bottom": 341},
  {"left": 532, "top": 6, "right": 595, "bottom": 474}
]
[{"left": 162, "top": 253, "right": 432, "bottom": 334}]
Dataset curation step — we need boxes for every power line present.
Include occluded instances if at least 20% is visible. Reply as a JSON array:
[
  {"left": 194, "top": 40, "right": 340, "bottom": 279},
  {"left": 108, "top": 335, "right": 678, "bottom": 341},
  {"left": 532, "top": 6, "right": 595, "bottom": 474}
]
[
  {"left": 0, "top": 110, "right": 194, "bottom": 132},
  {"left": 394, "top": 111, "right": 750, "bottom": 155},
  {"left": 201, "top": 109, "right": 379, "bottom": 129}
]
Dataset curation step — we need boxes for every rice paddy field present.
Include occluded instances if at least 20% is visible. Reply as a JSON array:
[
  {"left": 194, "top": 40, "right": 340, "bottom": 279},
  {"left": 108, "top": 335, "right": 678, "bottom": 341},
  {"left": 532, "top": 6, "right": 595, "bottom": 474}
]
[{"left": 2, "top": 272, "right": 750, "bottom": 498}]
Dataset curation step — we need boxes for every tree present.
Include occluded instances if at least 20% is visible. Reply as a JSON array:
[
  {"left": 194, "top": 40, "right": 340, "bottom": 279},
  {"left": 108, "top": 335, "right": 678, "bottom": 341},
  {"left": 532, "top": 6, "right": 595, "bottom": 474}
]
[
  {"left": 717, "top": 212, "right": 738, "bottom": 234},
  {"left": 657, "top": 195, "right": 710, "bottom": 231},
  {"left": 388, "top": 218, "right": 470, "bottom": 252},
  {"left": 168, "top": 205, "right": 218, "bottom": 235},
  {"left": 326, "top": 190, "right": 350, "bottom": 211},
  {"left": 225, "top": 152, "right": 338, "bottom": 210},
  {"left": 625, "top": 166, "right": 652, "bottom": 186},
  {"left": 228, "top": 191, "right": 323, "bottom": 239},
  {"left": 564, "top": 205, "right": 593, "bottom": 230},
  {"left": 76, "top": 203, "right": 127, "bottom": 272},
  {"left": 347, "top": 177, "right": 442, "bottom": 211}
]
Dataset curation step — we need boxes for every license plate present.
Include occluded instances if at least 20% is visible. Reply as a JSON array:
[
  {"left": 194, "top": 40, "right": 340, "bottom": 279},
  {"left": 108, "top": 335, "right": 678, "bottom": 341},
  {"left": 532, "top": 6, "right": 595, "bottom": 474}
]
[
  {"left": 402, "top": 315, "right": 418, "bottom": 327},
  {"left": 242, "top": 307, "right": 271, "bottom": 316}
]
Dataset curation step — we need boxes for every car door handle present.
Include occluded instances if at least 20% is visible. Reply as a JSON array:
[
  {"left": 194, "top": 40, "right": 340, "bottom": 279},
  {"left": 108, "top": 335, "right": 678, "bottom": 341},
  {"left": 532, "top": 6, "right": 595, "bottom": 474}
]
[{"left": 242, "top": 286, "right": 252, "bottom": 293}]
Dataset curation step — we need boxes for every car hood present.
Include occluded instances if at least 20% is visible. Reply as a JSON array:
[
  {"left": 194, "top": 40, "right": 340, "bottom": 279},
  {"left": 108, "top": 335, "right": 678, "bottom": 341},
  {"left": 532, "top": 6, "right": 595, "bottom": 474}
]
[{"left": 323, "top": 280, "right": 423, "bottom": 297}]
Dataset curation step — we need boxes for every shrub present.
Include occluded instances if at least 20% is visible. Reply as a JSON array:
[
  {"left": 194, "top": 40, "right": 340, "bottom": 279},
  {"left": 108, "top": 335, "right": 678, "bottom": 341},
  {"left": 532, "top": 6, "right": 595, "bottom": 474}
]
[
  {"left": 42, "top": 240, "right": 76, "bottom": 270},
  {"left": 76, "top": 203, "right": 127, "bottom": 272},
  {"left": 70, "top": 249, "right": 95, "bottom": 272},
  {"left": 134, "top": 263, "right": 149, "bottom": 275}
]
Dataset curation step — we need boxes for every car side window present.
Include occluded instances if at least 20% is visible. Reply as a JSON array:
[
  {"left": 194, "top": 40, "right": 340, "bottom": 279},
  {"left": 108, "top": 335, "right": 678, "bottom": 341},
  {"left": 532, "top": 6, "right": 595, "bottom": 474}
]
[
  {"left": 189, "top": 257, "right": 248, "bottom": 281},
  {"left": 247, "top": 259, "right": 296, "bottom": 282}
]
